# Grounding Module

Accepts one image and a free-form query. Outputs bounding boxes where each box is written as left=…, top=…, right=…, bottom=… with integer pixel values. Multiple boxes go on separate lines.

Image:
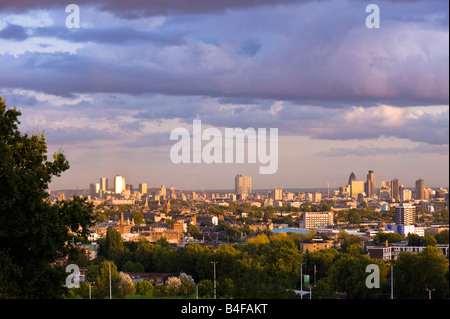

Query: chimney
left=121, top=212, right=124, bottom=225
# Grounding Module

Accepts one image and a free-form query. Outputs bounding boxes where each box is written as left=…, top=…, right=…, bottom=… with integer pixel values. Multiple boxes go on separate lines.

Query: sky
left=0, top=0, right=448, bottom=191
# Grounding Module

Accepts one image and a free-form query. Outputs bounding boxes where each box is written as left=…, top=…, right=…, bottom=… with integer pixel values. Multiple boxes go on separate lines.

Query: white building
left=114, top=175, right=125, bottom=194
left=302, top=212, right=334, bottom=229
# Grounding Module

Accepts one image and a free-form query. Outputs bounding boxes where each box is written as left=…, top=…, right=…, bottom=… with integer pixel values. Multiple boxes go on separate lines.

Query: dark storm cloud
left=0, top=0, right=306, bottom=17
left=0, top=24, right=28, bottom=41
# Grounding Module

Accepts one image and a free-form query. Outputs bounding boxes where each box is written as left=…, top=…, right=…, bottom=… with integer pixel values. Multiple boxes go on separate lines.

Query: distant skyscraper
left=350, top=180, right=365, bottom=199
left=159, top=185, right=167, bottom=199
left=235, top=175, right=252, bottom=195
left=139, top=183, right=148, bottom=194
left=391, top=178, right=400, bottom=201
left=365, top=170, right=375, bottom=198
left=114, top=175, right=125, bottom=194
left=100, top=177, right=108, bottom=192
left=272, top=188, right=283, bottom=200
left=348, top=172, right=356, bottom=186
left=415, top=179, right=425, bottom=200
left=90, top=183, right=100, bottom=197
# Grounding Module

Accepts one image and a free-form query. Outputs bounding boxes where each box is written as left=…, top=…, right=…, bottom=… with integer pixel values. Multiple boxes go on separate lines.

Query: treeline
left=68, top=229, right=449, bottom=299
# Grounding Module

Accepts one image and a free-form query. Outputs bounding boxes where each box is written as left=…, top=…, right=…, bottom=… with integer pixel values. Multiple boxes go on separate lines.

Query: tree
left=180, top=281, right=195, bottom=297
left=328, top=254, right=388, bottom=299
left=118, top=272, right=135, bottom=298
left=96, top=261, right=121, bottom=299
left=311, top=278, right=337, bottom=299
left=434, top=229, right=449, bottom=244
left=122, top=260, right=145, bottom=273
left=132, top=211, right=144, bottom=225
left=135, top=280, right=153, bottom=297
left=394, top=246, right=449, bottom=298
left=135, top=240, right=156, bottom=271
left=167, top=276, right=182, bottom=296
left=0, top=97, right=95, bottom=298
left=198, top=279, right=213, bottom=298
left=105, top=228, right=124, bottom=259
left=218, top=278, right=235, bottom=299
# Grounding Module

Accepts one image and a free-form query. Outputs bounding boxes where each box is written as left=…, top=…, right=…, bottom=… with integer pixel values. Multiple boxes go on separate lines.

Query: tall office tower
left=395, top=205, right=416, bottom=225
left=350, top=180, right=365, bottom=199
left=160, top=185, right=167, bottom=199
left=271, top=188, right=283, bottom=200
left=139, top=183, right=148, bottom=194
left=364, top=170, right=375, bottom=198
left=391, top=179, right=400, bottom=201
left=235, top=175, right=252, bottom=195
left=381, top=181, right=390, bottom=188
left=90, top=183, right=100, bottom=197
left=100, top=177, right=108, bottom=192
left=415, top=179, right=425, bottom=200
left=114, top=175, right=125, bottom=194
left=401, top=189, right=412, bottom=201
left=348, top=172, right=357, bottom=186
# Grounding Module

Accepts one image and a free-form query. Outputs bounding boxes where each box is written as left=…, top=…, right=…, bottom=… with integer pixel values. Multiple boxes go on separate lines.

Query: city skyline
left=0, top=0, right=448, bottom=191
left=83, top=170, right=444, bottom=194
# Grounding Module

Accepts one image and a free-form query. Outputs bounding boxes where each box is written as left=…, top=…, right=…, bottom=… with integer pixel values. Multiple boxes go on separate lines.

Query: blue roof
left=271, top=227, right=311, bottom=234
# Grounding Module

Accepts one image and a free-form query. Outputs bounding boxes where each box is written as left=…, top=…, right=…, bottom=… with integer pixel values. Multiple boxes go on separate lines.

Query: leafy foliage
left=0, top=97, right=94, bottom=298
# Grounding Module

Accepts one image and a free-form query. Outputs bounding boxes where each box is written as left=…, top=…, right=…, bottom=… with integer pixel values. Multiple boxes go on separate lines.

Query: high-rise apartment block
left=395, top=205, right=416, bottom=225
left=415, top=179, right=424, bottom=200
left=100, top=177, right=108, bottom=192
left=271, top=188, right=283, bottom=201
left=235, top=175, right=252, bottom=195
left=391, top=178, right=400, bottom=201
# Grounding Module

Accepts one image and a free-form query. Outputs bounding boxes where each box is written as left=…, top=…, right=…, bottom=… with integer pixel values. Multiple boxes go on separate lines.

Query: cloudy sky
left=0, top=0, right=448, bottom=191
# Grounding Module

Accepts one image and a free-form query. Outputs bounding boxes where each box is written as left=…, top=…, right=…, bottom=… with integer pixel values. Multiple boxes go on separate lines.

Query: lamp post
left=425, top=288, right=435, bottom=299
left=390, top=264, right=394, bottom=300
left=109, top=261, right=112, bottom=300
left=211, top=261, right=218, bottom=299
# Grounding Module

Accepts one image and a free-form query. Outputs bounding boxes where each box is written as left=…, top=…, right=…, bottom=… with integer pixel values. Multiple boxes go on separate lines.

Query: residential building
left=302, top=212, right=334, bottom=229
left=235, top=175, right=252, bottom=195
left=395, top=205, right=416, bottom=225
left=367, top=243, right=449, bottom=262
left=271, top=188, right=283, bottom=201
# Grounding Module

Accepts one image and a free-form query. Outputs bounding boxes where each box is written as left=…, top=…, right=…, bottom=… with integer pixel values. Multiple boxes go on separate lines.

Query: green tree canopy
left=0, top=97, right=94, bottom=298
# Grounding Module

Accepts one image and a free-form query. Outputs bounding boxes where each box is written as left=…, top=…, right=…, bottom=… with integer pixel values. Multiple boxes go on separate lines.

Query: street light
left=211, top=261, right=218, bottom=299
left=109, top=261, right=112, bottom=300
left=425, top=288, right=435, bottom=299
left=195, top=282, right=202, bottom=299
